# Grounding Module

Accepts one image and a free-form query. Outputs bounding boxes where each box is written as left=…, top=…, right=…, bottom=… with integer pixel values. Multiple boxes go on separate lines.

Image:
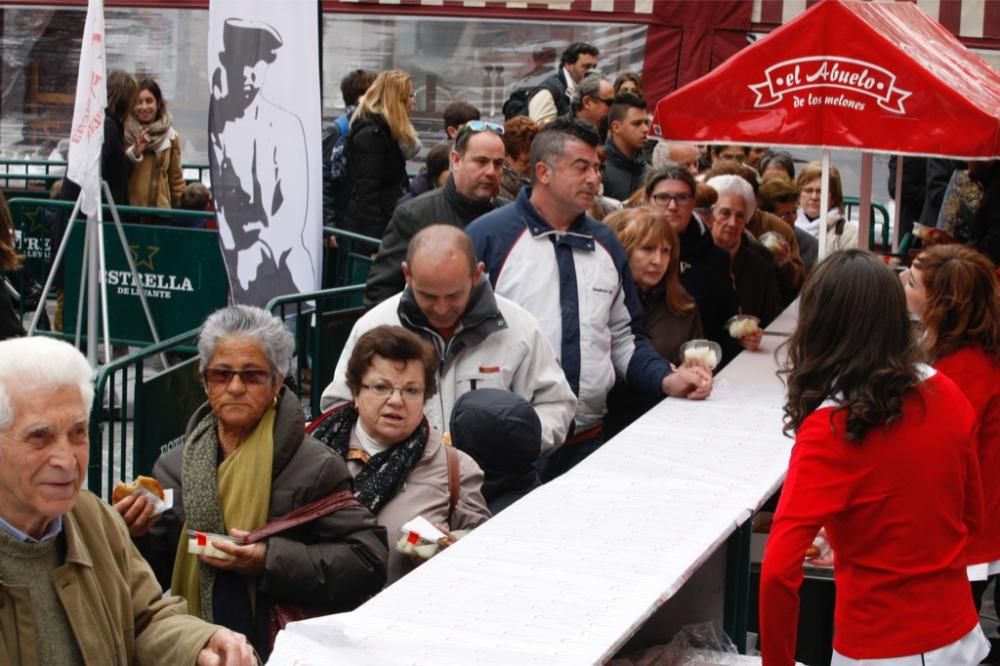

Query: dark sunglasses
left=203, top=367, right=273, bottom=386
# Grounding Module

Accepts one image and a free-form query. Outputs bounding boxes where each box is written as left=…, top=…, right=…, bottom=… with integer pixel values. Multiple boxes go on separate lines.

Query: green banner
left=12, top=201, right=52, bottom=284
left=64, top=222, right=228, bottom=345
left=133, top=356, right=203, bottom=477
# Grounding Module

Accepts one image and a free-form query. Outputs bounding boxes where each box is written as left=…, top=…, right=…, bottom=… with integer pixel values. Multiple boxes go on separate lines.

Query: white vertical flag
left=66, top=0, right=107, bottom=217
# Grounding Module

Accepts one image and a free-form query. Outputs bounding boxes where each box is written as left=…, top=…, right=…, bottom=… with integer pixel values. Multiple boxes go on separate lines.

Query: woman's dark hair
left=340, top=69, right=377, bottom=108
left=913, top=244, right=1000, bottom=361
left=780, top=249, right=924, bottom=442
left=135, top=77, right=166, bottom=121
left=346, top=325, right=438, bottom=399
left=644, top=165, right=696, bottom=199
left=613, top=72, right=644, bottom=98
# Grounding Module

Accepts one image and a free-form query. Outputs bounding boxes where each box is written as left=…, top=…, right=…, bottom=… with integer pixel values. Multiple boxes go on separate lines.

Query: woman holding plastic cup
left=310, top=324, right=490, bottom=584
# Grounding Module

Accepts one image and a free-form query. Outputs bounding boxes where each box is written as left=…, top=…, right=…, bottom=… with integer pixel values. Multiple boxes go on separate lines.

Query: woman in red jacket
left=760, top=249, right=988, bottom=666
left=903, top=244, right=1000, bottom=611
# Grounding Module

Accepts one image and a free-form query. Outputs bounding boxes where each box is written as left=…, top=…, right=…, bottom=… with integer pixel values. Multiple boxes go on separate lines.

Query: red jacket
left=935, top=346, right=1000, bottom=565
left=760, top=369, right=982, bottom=665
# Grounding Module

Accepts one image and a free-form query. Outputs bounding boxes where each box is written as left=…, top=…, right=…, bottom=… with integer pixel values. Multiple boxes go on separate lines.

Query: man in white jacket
left=320, top=225, right=576, bottom=456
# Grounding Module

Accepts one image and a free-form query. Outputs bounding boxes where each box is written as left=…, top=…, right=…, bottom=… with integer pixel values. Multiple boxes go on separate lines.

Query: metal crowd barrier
left=267, top=284, right=369, bottom=421
left=844, top=196, right=892, bottom=249
left=0, top=159, right=211, bottom=199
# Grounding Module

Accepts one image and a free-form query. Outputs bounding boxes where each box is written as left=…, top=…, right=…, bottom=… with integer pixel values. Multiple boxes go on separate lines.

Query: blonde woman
left=125, top=78, right=185, bottom=212
left=342, top=70, right=421, bottom=239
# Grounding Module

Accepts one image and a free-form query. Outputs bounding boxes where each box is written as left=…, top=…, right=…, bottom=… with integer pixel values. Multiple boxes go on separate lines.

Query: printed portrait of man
left=208, top=17, right=316, bottom=307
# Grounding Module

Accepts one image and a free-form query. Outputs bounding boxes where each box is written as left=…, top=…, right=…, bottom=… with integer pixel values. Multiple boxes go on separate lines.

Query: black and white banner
left=207, top=0, right=321, bottom=308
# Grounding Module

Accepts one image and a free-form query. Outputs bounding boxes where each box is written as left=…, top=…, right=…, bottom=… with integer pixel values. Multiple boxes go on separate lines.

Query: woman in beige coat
left=125, top=77, right=185, bottom=212
left=311, top=325, right=490, bottom=584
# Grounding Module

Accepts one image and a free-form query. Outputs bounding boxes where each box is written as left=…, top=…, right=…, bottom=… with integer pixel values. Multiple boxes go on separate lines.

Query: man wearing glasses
left=364, top=121, right=508, bottom=307
left=567, top=73, right=616, bottom=140
left=324, top=224, right=575, bottom=459
left=468, top=118, right=713, bottom=481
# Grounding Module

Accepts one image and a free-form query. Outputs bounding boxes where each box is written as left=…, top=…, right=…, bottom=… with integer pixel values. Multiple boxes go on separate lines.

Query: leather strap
left=244, top=488, right=359, bottom=544
left=445, top=444, right=460, bottom=521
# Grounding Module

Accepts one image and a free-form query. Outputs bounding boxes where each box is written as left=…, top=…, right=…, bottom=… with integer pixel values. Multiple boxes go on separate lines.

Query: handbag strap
left=445, top=444, right=460, bottom=521
left=244, top=488, right=359, bottom=544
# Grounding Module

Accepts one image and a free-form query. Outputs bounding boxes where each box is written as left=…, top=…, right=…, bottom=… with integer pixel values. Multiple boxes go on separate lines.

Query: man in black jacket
left=602, top=93, right=649, bottom=201
left=363, top=123, right=507, bottom=306
left=528, top=42, right=599, bottom=126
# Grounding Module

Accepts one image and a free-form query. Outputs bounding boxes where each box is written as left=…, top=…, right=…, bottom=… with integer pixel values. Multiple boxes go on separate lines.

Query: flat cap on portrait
left=219, top=18, right=283, bottom=65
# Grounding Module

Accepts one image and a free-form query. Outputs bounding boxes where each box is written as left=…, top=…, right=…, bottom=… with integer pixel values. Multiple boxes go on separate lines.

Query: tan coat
left=127, top=130, right=185, bottom=209
left=0, top=491, right=220, bottom=665
left=347, top=426, right=490, bottom=584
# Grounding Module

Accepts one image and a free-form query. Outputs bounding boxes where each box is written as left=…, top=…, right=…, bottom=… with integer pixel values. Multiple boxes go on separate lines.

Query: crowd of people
left=0, top=39, right=999, bottom=666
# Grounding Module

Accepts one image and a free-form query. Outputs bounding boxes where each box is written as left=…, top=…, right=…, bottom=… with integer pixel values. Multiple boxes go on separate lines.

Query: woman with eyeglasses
left=901, top=245, right=1000, bottom=616
left=310, top=325, right=490, bottom=584
left=117, top=305, right=388, bottom=658
left=341, top=69, right=422, bottom=239
left=794, top=162, right=859, bottom=252
left=644, top=166, right=742, bottom=365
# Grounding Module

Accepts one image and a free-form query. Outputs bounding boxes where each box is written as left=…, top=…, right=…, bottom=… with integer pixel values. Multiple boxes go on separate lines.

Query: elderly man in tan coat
left=0, top=336, right=255, bottom=665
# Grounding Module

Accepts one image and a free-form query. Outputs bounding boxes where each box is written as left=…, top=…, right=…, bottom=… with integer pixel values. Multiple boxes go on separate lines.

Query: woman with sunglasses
left=117, top=305, right=388, bottom=658
left=644, top=166, right=742, bottom=366
left=341, top=69, right=421, bottom=239
left=902, top=244, right=1000, bottom=615
left=310, top=325, right=490, bottom=584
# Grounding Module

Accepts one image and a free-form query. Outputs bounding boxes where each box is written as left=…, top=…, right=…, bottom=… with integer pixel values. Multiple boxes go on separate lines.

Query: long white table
left=268, top=303, right=800, bottom=665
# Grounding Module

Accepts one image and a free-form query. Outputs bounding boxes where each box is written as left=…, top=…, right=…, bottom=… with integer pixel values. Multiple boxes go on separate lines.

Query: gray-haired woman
left=119, top=305, right=388, bottom=658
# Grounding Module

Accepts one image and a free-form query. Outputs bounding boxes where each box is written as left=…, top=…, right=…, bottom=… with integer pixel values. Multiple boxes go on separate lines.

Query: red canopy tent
left=650, top=0, right=1000, bottom=254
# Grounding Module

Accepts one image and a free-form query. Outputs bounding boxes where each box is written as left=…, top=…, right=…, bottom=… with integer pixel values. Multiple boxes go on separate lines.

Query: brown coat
left=127, top=131, right=185, bottom=209
left=347, top=426, right=490, bottom=584
left=0, top=491, right=220, bottom=665
left=747, top=209, right=805, bottom=305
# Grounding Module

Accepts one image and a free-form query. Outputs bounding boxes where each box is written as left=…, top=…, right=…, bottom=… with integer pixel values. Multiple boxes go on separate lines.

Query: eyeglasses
left=203, top=367, right=273, bottom=386
left=801, top=187, right=823, bottom=197
left=650, top=192, right=693, bottom=206
left=361, top=383, right=425, bottom=401
left=595, top=96, right=615, bottom=106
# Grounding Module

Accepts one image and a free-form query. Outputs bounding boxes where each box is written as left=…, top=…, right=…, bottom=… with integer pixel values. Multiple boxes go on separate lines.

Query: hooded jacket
left=363, top=176, right=506, bottom=307
left=139, top=390, right=388, bottom=657
left=322, top=279, right=575, bottom=456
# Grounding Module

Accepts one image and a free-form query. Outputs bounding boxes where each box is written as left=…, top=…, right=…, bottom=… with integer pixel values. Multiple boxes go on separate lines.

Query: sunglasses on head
left=203, top=367, right=273, bottom=386
left=457, top=120, right=505, bottom=140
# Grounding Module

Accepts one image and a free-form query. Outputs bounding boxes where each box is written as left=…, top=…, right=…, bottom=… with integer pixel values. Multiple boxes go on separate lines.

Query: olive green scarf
left=171, top=408, right=275, bottom=621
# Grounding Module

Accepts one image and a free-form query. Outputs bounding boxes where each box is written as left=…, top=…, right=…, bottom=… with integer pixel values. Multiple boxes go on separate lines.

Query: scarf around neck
left=124, top=110, right=174, bottom=154
left=171, top=408, right=275, bottom=622
left=311, top=404, right=428, bottom=514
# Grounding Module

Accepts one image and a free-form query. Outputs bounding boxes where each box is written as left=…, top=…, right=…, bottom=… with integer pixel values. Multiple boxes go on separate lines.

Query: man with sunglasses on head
left=364, top=120, right=508, bottom=307
left=467, top=118, right=713, bottom=481
left=323, top=224, right=576, bottom=459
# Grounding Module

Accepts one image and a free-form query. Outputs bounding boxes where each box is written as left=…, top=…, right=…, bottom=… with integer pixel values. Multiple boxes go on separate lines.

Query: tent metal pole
left=893, top=155, right=904, bottom=251
left=859, top=152, right=873, bottom=251
left=819, top=149, right=830, bottom=259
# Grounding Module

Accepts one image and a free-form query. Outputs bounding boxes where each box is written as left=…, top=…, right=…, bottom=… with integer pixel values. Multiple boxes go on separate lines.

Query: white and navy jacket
left=467, top=188, right=671, bottom=431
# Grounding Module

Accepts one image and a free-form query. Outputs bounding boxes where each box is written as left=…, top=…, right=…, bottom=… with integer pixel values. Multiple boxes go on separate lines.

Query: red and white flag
left=66, top=0, right=107, bottom=216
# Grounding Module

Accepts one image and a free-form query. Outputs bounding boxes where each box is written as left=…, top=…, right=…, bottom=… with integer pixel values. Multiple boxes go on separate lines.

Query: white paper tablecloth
left=267, top=303, right=800, bottom=665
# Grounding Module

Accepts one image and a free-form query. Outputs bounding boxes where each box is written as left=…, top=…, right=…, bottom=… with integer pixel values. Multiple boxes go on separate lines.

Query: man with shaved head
left=321, top=225, right=575, bottom=456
